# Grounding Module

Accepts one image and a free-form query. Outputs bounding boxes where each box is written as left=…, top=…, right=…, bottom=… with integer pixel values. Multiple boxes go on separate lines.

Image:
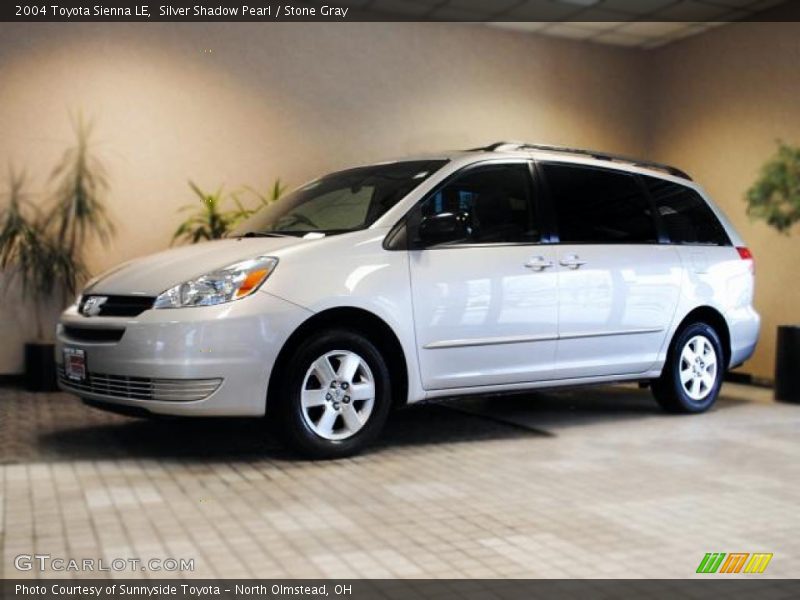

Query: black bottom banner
left=3, top=579, right=800, bottom=600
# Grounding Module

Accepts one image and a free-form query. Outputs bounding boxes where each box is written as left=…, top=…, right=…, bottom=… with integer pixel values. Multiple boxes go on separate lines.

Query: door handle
left=524, top=256, right=554, bottom=271
left=559, top=254, right=587, bottom=269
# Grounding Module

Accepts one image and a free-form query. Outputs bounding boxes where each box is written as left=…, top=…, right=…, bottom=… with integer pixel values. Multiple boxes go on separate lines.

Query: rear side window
left=541, top=163, right=657, bottom=244
left=643, top=177, right=730, bottom=246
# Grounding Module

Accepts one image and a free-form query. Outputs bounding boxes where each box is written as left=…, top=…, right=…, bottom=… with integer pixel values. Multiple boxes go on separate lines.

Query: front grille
left=58, top=367, right=222, bottom=402
left=63, top=326, right=125, bottom=343
left=79, top=295, right=155, bottom=317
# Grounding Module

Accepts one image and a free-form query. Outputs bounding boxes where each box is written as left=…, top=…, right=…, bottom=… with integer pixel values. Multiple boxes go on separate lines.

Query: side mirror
left=418, top=212, right=469, bottom=247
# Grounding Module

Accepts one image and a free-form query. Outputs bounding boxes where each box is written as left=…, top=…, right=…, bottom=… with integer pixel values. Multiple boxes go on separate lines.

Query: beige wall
left=647, top=18, right=800, bottom=379
left=1, top=19, right=797, bottom=380
left=0, top=22, right=649, bottom=373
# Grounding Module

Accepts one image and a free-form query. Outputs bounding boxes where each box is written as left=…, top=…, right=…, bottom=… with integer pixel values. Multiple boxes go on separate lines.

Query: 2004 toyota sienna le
left=56, top=142, right=760, bottom=458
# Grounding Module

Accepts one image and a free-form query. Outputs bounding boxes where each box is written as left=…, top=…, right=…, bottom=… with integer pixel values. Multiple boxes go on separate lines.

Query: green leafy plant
left=746, top=142, right=800, bottom=233
left=51, top=113, right=115, bottom=255
left=172, top=183, right=232, bottom=244
left=241, top=180, right=288, bottom=211
left=0, top=168, right=87, bottom=340
left=0, top=114, right=113, bottom=341
left=172, top=179, right=286, bottom=245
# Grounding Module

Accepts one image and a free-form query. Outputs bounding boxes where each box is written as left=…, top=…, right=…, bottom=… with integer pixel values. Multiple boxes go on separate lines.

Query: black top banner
left=3, top=0, right=799, bottom=23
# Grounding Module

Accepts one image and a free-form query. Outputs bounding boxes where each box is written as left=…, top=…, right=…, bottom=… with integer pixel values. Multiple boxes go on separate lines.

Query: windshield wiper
left=239, top=231, right=296, bottom=238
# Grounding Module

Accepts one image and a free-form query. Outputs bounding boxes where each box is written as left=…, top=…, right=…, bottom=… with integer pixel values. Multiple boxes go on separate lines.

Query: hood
left=86, top=237, right=307, bottom=296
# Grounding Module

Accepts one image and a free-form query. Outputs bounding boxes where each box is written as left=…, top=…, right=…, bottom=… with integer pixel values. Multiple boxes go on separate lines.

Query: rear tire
left=275, top=329, right=391, bottom=459
left=652, top=322, right=724, bottom=414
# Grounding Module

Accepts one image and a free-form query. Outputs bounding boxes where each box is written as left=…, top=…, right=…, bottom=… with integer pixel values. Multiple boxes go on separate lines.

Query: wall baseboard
left=0, top=373, right=25, bottom=387
left=724, top=371, right=773, bottom=388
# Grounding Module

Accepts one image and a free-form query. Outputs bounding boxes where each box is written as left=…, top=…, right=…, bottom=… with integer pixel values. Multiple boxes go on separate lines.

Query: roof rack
left=469, top=141, right=692, bottom=180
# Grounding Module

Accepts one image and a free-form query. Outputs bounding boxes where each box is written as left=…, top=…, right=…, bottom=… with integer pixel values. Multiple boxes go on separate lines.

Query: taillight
left=737, top=246, right=754, bottom=273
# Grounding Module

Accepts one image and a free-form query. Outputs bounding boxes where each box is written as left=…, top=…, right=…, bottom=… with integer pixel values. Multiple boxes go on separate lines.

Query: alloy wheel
left=300, top=350, right=376, bottom=441
left=679, top=334, right=718, bottom=401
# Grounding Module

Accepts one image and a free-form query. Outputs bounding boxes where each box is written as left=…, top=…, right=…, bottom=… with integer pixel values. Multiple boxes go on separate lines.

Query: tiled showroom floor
left=0, top=383, right=797, bottom=579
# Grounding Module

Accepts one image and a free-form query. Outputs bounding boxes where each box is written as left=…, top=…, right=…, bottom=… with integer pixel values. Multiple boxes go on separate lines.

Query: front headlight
left=153, top=256, right=278, bottom=309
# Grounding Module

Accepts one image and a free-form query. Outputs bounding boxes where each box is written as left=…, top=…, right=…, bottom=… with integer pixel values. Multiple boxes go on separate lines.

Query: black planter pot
left=775, top=325, right=800, bottom=403
left=24, top=342, right=58, bottom=392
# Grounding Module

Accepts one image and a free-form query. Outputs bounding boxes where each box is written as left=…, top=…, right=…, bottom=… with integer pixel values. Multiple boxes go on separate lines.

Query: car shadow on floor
left=25, top=385, right=747, bottom=463
left=34, top=402, right=533, bottom=463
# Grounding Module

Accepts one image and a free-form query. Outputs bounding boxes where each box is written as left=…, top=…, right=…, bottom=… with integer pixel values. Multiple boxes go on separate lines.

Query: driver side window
left=417, top=163, right=538, bottom=245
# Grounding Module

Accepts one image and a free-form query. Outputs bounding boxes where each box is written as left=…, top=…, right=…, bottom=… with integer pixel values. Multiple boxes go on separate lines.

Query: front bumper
left=56, top=291, right=311, bottom=416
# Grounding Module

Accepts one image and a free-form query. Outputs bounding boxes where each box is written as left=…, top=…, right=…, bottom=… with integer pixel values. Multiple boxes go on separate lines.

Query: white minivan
left=57, top=143, right=760, bottom=457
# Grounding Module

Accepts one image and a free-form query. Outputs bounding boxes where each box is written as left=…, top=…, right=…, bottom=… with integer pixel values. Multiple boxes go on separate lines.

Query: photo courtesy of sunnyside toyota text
left=1, top=1, right=799, bottom=598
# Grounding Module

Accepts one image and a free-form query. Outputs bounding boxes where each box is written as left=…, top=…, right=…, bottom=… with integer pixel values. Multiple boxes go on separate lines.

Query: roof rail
left=469, top=141, right=692, bottom=180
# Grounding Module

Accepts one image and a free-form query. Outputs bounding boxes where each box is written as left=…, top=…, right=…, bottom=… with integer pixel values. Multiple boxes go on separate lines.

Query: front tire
left=652, top=322, right=724, bottom=414
left=276, top=329, right=391, bottom=458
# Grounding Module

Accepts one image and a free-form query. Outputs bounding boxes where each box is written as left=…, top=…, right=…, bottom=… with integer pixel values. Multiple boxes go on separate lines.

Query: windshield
left=234, top=160, right=448, bottom=237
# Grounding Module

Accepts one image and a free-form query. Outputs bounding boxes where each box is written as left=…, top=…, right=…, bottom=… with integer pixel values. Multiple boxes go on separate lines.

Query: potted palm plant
left=745, top=142, right=800, bottom=402
left=0, top=114, right=114, bottom=391
left=172, top=179, right=285, bottom=244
